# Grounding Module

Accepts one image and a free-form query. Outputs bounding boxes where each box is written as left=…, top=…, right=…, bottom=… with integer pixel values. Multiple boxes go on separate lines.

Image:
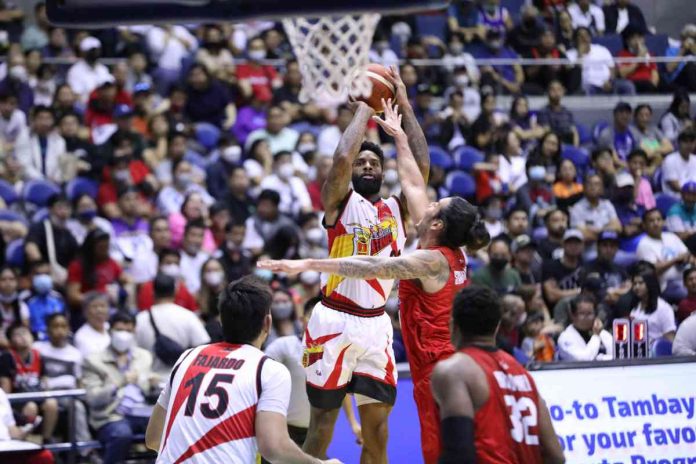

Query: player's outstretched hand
left=257, top=259, right=308, bottom=276
left=372, top=98, right=404, bottom=137
left=386, top=65, right=408, bottom=105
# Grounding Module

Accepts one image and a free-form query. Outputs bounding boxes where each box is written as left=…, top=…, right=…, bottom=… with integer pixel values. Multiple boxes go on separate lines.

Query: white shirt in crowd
left=74, top=323, right=111, bottom=359
left=260, top=174, right=312, bottom=217
left=66, top=60, right=113, bottom=102
left=660, top=151, right=696, bottom=198
left=156, top=184, right=214, bottom=216
left=156, top=343, right=290, bottom=463
left=0, top=388, right=17, bottom=442
left=245, top=128, right=299, bottom=155
left=498, top=155, right=528, bottom=192
left=136, top=302, right=211, bottom=375
left=317, top=125, right=342, bottom=157
left=557, top=324, right=614, bottom=361
left=567, top=3, right=605, bottom=34
left=146, top=26, right=198, bottom=71
left=264, top=335, right=310, bottom=428
left=566, top=44, right=615, bottom=89
left=0, top=108, right=27, bottom=144
left=33, top=340, right=83, bottom=390
left=636, top=232, right=688, bottom=290
left=14, top=130, right=67, bottom=184
left=673, top=313, right=696, bottom=356
left=630, top=297, right=677, bottom=347
left=179, top=250, right=210, bottom=294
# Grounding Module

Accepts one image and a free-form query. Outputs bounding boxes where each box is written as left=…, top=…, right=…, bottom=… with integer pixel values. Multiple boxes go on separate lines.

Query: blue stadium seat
left=561, top=145, right=590, bottom=178
left=22, top=180, right=60, bottom=208
left=653, top=339, right=672, bottom=357
left=0, top=180, right=18, bottom=206
left=452, top=145, right=484, bottom=172
left=615, top=250, right=638, bottom=268
left=645, top=34, right=669, bottom=57
left=195, top=123, right=221, bottom=152
left=65, top=177, right=99, bottom=201
left=32, top=208, right=50, bottom=223
left=592, top=120, right=609, bottom=145
left=0, top=210, right=28, bottom=226
left=651, top=167, right=662, bottom=193
left=445, top=171, right=476, bottom=198
left=513, top=347, right=530, bottom=366
left=502, top=0, right=526, bottom=21
left=415, top=13, right=448, bottom=42
left=532, top=227, right=548, bottom=241
left=429, top=145, right=454, bottom=170
left=575, top=123, right=592, bottom=146
left=289, top=121, right=322, bottom=139
left=5, top=239, right=24, bottom=268
left=592, top=34, right=622, bottom=55
left=655, top=193, right=678, bottom=218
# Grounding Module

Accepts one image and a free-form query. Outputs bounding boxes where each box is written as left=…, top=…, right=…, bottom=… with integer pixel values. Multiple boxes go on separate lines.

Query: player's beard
left=352, top=173, right=382, bottom=197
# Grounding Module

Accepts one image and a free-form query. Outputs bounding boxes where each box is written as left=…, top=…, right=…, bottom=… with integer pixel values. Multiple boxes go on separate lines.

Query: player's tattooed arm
left=322, top=102, right=375, bottom=226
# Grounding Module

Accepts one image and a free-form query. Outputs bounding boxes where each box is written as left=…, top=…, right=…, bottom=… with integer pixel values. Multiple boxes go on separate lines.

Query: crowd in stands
left=0, top=0, right=695, bottom=461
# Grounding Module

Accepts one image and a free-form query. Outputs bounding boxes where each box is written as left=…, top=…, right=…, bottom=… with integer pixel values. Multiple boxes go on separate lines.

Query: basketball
left=353, top=63, right=396, bottom=113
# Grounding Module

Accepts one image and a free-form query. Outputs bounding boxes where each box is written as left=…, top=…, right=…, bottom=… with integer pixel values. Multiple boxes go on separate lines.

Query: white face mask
left=305, top=227, right=324, bottom=244
left=455, top=74, right=469, bottom=88
left=271, top=302, right=294, bottom=320
left=111, top=330, right=134, bottom=353
left=160, top=264, right=180, bottom=279
left=299, top=270, right=320, bottom=286
left=204, top=270, right=225, bottom=287
left=9, top=65, right=27, bottom=82
left=248, top=50, right=266, bottom=61
left=221, top=146, right=241, bottom=164
left=384, top=169, right=398, bottom=185
left=277, top=163, right=295, bottom=180
left=297, top=143, right=316, bottom=154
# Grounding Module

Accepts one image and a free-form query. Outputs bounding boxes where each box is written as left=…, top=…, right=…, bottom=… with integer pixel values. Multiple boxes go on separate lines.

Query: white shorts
left=303, top=302, right=398, bottom=409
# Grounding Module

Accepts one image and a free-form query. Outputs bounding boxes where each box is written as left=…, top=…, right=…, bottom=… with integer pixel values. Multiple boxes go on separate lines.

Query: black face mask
left=523, top=17, right=537, bottom=28
left=614, top=190, right=633, bottom=204
left=352, top=173, right=382, bottom=196
left=489, top=257, right=508, bottom=272
left=205, top=41, right=224, bottom=50
left=85, top=49, right=100, bottom=63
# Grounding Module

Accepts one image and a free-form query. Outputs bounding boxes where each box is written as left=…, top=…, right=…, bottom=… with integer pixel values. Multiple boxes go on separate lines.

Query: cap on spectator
left=511, top=234, right=535, bottom=253
left=47, top=192, right=69, bottom=208
left=79, top=36, right=102, bottom=52
left=615, top=171, right=635, bottom=188
left=97, top=74, right=115, bottom=88
left=113, top=104, right=134, bottom=119
left=682, top=181, right=696, bottom=194
left=614, top=102, right=632, bottom=114
left=678, top=130, right=696, bottom=142
left=563, top=229, right=584, bottom=242
left=598, top=230, right=619, bottom=243
left=681, top=23, right=696, bottom=39
left=133, top=82, right=152, bottom=95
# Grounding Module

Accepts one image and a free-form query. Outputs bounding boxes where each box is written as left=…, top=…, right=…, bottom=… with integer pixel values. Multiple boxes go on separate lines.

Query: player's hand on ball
left=372, top=98, right=404, bottom=137
left=387, top=65, right=408, bottom=103
left=256, top=259, right=307, bottom=276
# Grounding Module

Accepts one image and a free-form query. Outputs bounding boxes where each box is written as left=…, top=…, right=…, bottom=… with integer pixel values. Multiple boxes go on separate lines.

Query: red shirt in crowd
left=236, top=64, right=278, bottom=99
left=677, top=295, right=696, bottom=323
left=67, top=258, right=122, bottom=293
left=137, top=281, right=199, bottom=312
left=617, top=50, right=657, bottom=82
left=96, top=161, right=152, bottom=208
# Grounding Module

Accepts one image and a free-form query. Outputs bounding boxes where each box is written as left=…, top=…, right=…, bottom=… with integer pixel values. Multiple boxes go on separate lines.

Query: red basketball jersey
left=460, top=346, right=544, bottom=464
left=399, top=246, right=468, bottom=377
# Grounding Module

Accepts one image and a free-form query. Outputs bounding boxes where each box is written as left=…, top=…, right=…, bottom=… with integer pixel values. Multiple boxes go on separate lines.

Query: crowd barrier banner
left=530, top=359, right=696, bottom=464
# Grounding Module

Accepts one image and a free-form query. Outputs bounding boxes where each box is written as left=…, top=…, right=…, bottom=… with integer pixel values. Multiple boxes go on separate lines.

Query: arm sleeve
left=661, top=157, right=678, bottom=182
left=558, top=331, right=601, bottom=361
left=635, top=240, right=658, bottom=263
left=658, top=302, right=677, bottom=335
left=257, top=359, right=291, bottom=415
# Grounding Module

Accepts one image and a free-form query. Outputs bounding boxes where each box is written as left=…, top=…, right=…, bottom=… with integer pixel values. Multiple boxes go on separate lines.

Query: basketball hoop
left=282, top=14, right=381, bottom=103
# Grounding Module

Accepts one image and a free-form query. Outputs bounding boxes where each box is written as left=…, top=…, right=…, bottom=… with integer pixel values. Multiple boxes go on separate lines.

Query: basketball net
left=282, top=14, right=380, bottom=103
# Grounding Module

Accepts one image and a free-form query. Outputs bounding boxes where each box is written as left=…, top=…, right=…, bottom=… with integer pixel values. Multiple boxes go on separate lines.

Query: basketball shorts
left=303, top=302, right=397, bottom=409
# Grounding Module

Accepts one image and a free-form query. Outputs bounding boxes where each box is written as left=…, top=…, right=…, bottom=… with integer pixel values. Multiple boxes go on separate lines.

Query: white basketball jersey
left=156, top=343, right=290, bottom=464
left=322, top=191, right=407, bottom=312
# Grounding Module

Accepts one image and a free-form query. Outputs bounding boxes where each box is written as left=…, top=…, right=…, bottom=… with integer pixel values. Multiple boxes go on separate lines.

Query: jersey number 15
left=184, top=373, right=235, bottom=419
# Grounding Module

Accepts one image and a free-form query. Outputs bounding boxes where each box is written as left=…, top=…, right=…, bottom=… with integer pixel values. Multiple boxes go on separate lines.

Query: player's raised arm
left=322, top=102, right=375, bottom=226
left=387, top=65, right=430, bottom=183
left=258, top=250, right=449, bottom=284
left=373, top=99, right=429, bottom=225
left=431, top=355, right=476, bottom=464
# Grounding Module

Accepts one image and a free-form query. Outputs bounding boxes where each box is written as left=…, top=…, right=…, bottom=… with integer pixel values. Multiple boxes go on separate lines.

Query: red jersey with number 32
left=461, top=346, right=543, bottom=464
left=156, top=343, right=290, bottom=464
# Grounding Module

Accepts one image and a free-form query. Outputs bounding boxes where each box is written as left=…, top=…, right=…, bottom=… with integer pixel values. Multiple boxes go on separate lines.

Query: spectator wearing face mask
left=557, top=294, right=613, bottom=361
left=66, top=36, right=113, bottom=103
left=74, top=292, right=111, bottom=359
left=135, top=274, right=210, bottom=376
left=83, top=311, right=158, bottom=464
left=236, top=37, right=282, bottom=101
left=479, top=195, right=505, bottom=238
left=196, top=258, right=226, bottom=320
left=260, top=150, right=312, bottom=218
left=472, top=238, right=522, bottom=295
left=617, top=27, right=659, bottom=94
left=518, top=161, right=555, bottom=224
left=65, top=193, right=115, bottom=246
left=265, top=288, right=302, bottom=347
left=156, top=159, right=214, bottom=216
left=495, top=294, right=526, bottom=353
left=206, top=137, right=244, bottom=199
left=507, top=5, right=546, bottom=57
left=137, top=248, right=198, bottom=312
left=22, top=262, right=65, bottom=341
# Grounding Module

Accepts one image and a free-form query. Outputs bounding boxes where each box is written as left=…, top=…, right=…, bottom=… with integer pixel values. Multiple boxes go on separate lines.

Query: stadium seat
left=22, top=179, right=60, bottom=209
left=655, top=193, right=678, bottom=217
left=592, top=34, right=622, bottom=55
left=452, top=145, right=484, bottom=172
left=0, top=179, right=19, bottom=205
left=645, top=34, right=669, bottom=57
left=65, top=177, right=99, bottom=201
left=532, top=227, right=548, bottom=241
left=0, top=210, right=28, bottom=226
left=512, top=347, right=530, bottom=366
left=615, top=250, right=638, bottom=268
left=32, top=208, right=50, bottom=223
left=289, top=121, right=322, bottom=139
left=5, top=239, right=24, bottom=268
left=561, top=146, right=590, bottom=178
left=592, top=120, right=609, bottom=145
left=444, top=171, right=476, bottom=198
left=653, top=339, right=673, bottom=357
left=195, top=123, right=221, bottom=152
left=502, top=0, right=526, bottom=21
left=429, top=145, right=454, bottom=170
left=651, top=167, right=663, bottom=193
left=415, top=13, right=448, bottom=42
left=575, top=123, right=592, bottom=146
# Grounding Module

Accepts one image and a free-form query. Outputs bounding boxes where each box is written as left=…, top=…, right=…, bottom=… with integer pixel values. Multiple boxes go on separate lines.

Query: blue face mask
left=529, top=166, right=546, bottom=181
left=78, top=210, right=98, bottom=221
left=254, top=268, right=274, bottom=282
left=33, top=274, right=53, bottom=294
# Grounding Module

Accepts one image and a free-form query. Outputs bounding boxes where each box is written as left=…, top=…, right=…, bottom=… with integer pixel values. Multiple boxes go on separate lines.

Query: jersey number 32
left=504, top=395, right=539, bottom=445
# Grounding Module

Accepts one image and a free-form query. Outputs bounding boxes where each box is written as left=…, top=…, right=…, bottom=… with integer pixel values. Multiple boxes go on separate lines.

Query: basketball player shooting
left=431, top=285, right=565, bottom=464
left=260, top=97, right=490, bottom=463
